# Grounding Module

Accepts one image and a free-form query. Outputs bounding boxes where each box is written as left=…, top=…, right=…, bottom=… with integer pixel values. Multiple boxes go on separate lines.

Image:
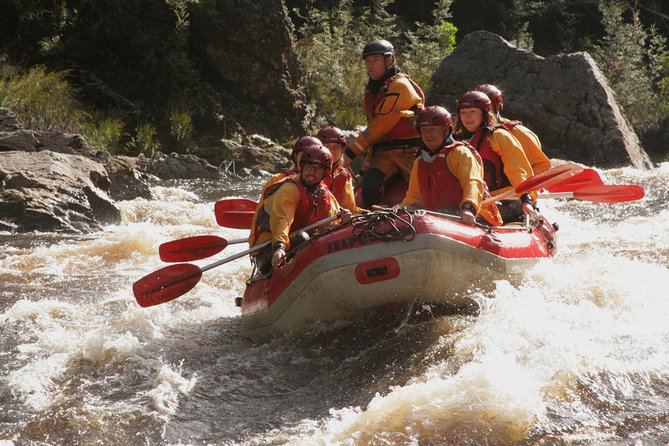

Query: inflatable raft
left=240, top=209, right=557, bottom=340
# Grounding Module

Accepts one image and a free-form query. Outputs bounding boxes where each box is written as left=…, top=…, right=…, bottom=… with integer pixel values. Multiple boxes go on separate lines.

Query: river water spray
left=2, top=165, right=669, bottom=445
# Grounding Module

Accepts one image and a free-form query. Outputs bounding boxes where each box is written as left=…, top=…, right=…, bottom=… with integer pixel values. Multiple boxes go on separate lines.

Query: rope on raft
left=349, top=209, right=416, bottom=242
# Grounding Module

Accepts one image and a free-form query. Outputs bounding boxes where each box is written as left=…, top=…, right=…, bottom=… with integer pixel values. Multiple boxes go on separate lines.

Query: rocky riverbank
left=0, top=108, right=290, bottom=233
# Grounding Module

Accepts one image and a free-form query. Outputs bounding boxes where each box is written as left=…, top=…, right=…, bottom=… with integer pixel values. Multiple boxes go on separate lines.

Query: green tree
left=0, top=64, right=83, bottom=132
left=295, top=0, right=377, bottom=128
left=295, top=0, right=457, bottom=128
left=592, top=0, right=667, bottom=132
left=401, top=0, right=457, bottom=91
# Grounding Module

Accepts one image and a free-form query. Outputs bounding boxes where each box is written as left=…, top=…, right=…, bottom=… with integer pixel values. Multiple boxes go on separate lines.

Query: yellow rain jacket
left=471, top=127, right=536, bottom=200
left=250, top=174, right=341, bottom=250
left=248, top=170, right=295, bottom=247
left=502, top=119, right=551, bottom=175
left=401, top=143, right=503, bottom=226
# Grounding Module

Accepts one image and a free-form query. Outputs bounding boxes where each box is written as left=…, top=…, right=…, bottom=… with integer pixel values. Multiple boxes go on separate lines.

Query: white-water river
left=1, top=164, right=669, bottom=445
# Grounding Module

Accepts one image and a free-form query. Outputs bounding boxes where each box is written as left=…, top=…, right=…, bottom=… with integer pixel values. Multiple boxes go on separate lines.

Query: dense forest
left=2, top=0, right=669, bottom=163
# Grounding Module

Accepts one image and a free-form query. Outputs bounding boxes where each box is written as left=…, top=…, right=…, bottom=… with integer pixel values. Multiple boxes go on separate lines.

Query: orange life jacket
left=469, top=125, right=511, bottom=191
left=364, top=72, right=425, bottom=142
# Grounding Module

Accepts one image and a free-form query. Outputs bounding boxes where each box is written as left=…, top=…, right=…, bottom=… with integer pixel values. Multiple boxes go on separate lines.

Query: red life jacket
left=323, top=165, right=351, bottom=205
left=416, top=141, right=467, bottom=211
left=364, top=72, right=425, bottom=142
left=499, top=119, right=521, bottom=132
left=469, top=125, right=511, bottom=192
left=254, top=176, right=334, bottom=237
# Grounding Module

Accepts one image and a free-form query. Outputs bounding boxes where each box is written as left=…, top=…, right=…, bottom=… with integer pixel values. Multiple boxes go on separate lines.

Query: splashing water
left=2, top=167, right=669, bottom=445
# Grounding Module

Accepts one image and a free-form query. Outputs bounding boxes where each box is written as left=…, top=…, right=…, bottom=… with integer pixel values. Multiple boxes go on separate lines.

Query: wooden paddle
left=133, top=214, right=340, bottom=307
left=540, top=184, right=644, bottom=203
left=481, top=163, right=585, bottom=206
left=214, top=198, right=258, bottom=229
left=159, top=235, right=248, bottom=262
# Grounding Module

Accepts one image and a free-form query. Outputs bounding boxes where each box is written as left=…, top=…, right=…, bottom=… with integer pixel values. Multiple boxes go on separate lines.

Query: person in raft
left=249, top=144, right=349, bottom=275
left=248, top=135, right=324, bottom=250
left=453, top=90, right=536, bottom=223
left=341, top=39, right=425, bottom=208
left=475, top=83, right=551, bottom=175
left=316, top=125, right=366, bottom=214
left=399, top=105, right=503, bottom=226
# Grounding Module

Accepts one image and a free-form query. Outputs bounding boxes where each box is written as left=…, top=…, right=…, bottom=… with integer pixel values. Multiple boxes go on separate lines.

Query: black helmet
left=362, top=39, right=394, bottom=60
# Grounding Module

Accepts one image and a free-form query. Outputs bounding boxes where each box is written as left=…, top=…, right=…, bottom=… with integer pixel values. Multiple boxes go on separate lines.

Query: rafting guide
left=342, top=39, right=425, bottom=208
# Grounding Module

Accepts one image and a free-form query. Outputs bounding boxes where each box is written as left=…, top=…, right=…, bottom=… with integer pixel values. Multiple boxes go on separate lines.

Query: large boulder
left=428, top=31, right=653, bottom=169
left=190, top=0, right=310, bottom=140
left=0, top=151, right=122, bottom=233
left=0, top=129, right=101, bottom=158
left=224, top=134, right=292, bottom=173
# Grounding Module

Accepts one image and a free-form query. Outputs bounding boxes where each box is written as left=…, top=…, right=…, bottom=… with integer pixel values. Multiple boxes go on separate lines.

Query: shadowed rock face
left=428, top=31, right=653, bottom=169
left=189, top=0, right=310, bottom=140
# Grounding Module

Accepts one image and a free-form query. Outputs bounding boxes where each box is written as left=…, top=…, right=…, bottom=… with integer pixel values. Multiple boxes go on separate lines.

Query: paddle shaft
left=201, top=243, right=267, bottom=273
left=493, top=185, right=644, bottom=203
left=480, top=164, right=584, bottom=206
left=492, top=192, right=575, bottom=201
left=202, top=214, right=339, bottom=273
left=539, top=192, right=575, bottom=199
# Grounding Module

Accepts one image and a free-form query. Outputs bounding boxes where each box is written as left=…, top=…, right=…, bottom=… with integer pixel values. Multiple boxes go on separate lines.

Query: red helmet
left=316, top=126, right=347, bottom=146
left=416, top=106, right=453, bottom=132
left=475, top=84, right=503, bottom=112
left=292, top=136, right=322, bottom=158
left=456, top=90, right=492, bottom=112
left=300, top=144, right=332, bottom=172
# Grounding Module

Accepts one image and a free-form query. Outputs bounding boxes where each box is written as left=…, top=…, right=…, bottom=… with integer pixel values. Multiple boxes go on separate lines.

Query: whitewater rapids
left=2, top=165, right=669, bottom=445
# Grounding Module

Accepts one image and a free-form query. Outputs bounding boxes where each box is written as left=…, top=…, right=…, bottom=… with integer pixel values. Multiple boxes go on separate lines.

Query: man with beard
left=250, top=144, right=348, bottom=274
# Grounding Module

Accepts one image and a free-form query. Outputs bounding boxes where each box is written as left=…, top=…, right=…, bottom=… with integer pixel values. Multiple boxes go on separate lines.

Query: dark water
left=2, top=165, right=669, bottom=445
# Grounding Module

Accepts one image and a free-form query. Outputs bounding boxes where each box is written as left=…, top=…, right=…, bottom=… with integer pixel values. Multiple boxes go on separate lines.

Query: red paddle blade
left=216, top=210, right=255, bottom=229
left=573, top=184, right=645, bottom=203
left=159, top=235, right=229, bottom=262
left=133, top=264, right=202, bottom=307
left=516, top=163, right=584, bottom=195
left=214, top=198, right=258, bottom=229
left=545, top=168, right=603, bottom=193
